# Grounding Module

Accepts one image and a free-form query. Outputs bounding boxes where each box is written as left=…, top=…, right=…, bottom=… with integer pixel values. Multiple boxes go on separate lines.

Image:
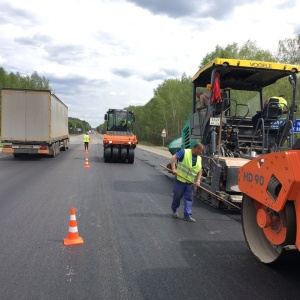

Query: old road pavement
left=1, top=134, right=300, bottom=300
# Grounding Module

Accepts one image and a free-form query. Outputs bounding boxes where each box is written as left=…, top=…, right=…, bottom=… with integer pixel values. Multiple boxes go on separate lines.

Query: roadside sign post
left=161, top=129, right=167, bottom=147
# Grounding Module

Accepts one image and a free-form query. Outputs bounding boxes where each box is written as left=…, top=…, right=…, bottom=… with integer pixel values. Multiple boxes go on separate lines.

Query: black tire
left=242, top=195, right=296, bottom=264
left=128, top=148, right=134, bottom=164
left=61, top=140, right=66, bottom=151
left=104, top=147, right=111, bottom=163
left=120, top=148, right=127, bottom=163
left=112, top=147, right=119, bottom=162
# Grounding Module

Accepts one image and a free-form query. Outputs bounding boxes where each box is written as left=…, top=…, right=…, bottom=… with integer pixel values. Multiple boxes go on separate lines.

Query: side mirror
left=104, top=114, right=107, bottom=121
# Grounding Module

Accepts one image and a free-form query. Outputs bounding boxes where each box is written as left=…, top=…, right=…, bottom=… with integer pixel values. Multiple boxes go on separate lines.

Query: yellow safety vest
left=83, top=135, right=90, bottom=143
left=177, top=149, right=202, bottom=183
left=271, top=96, right=287, bottom=109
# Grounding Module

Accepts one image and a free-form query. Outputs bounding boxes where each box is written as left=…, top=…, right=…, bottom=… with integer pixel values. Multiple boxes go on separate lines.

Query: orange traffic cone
left=85, top=148, right=88, bottom=154
left=64, top=208, right=84, bottom=246
left=84, top=157, right=90, bottom=168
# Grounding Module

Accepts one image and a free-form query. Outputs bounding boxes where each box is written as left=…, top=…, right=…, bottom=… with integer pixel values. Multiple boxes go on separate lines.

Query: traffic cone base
left=64, top=236, right=84, bottom=246
left=64, top=208, right=84, bottom=246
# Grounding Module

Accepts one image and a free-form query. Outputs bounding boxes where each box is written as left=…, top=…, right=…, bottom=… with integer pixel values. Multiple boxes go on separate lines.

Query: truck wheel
left=56, top=142, right=60, bottom=156
left=104, top=147, right=111, bottom=162
left=112, top=147, right=119, bottom=162
left=50, top=144, right=56, bottom=158
left=128, top=148, right=134, bottom=164
left=120, top=148, right=127, bottom=163
left=61, top=140, right=66, bottom=151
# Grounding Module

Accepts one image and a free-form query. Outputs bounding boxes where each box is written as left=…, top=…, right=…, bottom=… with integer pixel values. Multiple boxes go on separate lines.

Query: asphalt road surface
left=1, top=134, right=300, bottom=300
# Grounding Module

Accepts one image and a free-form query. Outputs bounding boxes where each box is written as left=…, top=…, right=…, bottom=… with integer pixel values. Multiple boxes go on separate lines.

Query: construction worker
left=195, top=90, right=210, bottom=110
left=252, top=95, right=288, bottom=130
left=170, top=143, right=204, bottom=222
left=83, top=132, right=90, bottom=151
left=195, top=90, right=211, bottom=125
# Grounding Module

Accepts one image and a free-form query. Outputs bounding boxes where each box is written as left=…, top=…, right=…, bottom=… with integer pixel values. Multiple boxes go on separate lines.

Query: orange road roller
left=238, top=150, right=300, bottom=263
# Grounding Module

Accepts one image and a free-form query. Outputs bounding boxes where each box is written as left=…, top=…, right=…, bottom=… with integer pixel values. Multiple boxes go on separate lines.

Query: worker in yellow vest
left=252, top=95, right=288, bottom=129
left=83, top=132, right=90, bottom=151
left=170, top=143, right=204, bottom=222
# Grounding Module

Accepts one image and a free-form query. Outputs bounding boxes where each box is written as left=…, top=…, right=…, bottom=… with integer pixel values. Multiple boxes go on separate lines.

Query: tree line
left=68, top=117, right=91, bottom=134
left=115, top=36, right=300, bottom=146
left=1, top=35, right=299, bottom=144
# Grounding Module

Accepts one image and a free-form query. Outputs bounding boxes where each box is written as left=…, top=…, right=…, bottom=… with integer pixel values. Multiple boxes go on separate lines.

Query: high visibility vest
left=83, top=135, right=90, bottom=142
left=176, top=149, right=202, bottom=183
left=270, top=96, right=287, bottom=109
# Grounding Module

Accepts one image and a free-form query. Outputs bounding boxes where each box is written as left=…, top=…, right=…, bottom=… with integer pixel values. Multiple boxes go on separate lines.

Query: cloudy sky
left=1, top=0, right=300, bottom=127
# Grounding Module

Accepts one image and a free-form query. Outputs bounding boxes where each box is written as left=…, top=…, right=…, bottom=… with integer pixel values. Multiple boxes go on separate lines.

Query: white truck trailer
left=1, top=88, right=69, bottom=158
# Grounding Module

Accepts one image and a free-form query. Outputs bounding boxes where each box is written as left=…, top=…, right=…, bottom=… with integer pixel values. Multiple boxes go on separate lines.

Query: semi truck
left=1, top=88, right=69, bottom=158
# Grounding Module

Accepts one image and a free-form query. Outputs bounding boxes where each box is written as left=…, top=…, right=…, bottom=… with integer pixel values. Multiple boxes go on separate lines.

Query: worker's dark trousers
left=84, top=142, right=89, bottom=150
left=171, top=179, right=194, bottom=217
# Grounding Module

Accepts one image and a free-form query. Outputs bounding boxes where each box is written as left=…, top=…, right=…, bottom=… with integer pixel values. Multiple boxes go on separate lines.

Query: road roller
left=103, top=109, right=138, bottom=163
left=239, top=148, right=300, bottom=263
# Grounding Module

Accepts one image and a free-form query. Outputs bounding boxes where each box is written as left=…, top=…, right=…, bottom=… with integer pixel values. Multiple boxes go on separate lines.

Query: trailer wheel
left=112, top=147, right=119, bottom=162
left=120, top=148, right=127, bottom=163
left=104, top=147, right=111, bottom=163
left=128, top=148, right=134, bottom=164
left=242, top=195, right=296, bottom=264
left=50, top=144, right=56, bottom=158
left=56, top=142, right=60, bottom=156
left=61, top=140, right=66, bottom=151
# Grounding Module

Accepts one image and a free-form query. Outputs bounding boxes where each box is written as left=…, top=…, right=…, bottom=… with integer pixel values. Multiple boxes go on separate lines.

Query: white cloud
left=0, top=0, right=299, bottom=127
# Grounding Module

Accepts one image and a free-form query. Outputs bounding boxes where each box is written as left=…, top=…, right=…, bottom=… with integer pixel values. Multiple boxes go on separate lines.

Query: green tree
left=124, top=74, right=192, bottom=145
left=276, top=34, right=300, bottom=65
left=68, top=117, right=91, bottom=134
left=30, top=71, right=50, bottom=89
left=95, top=37, right=300, bottom=145
left=201, top=40, right=274, bottom=66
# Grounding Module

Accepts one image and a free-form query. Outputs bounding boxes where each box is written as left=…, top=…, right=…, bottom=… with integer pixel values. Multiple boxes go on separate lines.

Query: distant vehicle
left=1, top=88, right=69, bottom=158
left=103, top=109, right=138, bottom=163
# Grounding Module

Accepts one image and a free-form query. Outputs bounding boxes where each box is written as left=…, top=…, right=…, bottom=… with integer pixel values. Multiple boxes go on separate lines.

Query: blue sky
left=1, top=0, right=299, bottom=127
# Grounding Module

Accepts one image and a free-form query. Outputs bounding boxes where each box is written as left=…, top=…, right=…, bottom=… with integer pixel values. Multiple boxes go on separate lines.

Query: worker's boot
left=184, top=216, right=196, bottom=223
